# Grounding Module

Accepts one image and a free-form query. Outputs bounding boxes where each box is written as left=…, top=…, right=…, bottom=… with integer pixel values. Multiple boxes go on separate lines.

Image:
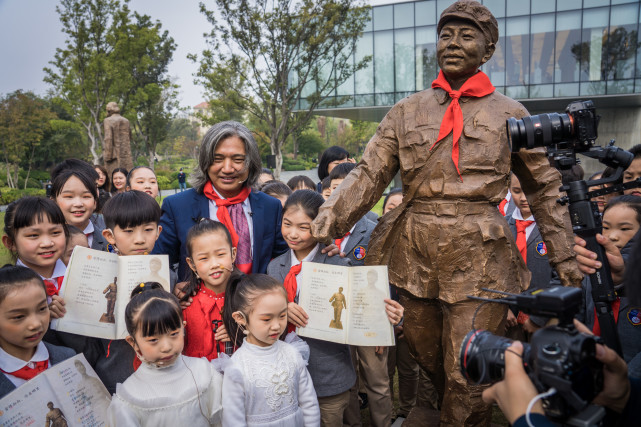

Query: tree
left=192, top=0, right=371, bottom=179
left=44, top=0, right=125, bottom=164
left=44, top=1, right=178, bottom=168
left=297, top=128, right=325, bottom=161
left=0, top=91, right=56, bottom=189
left=160, top=118, right=200, bottom=159
left=113, top=12, right=178, bottom=168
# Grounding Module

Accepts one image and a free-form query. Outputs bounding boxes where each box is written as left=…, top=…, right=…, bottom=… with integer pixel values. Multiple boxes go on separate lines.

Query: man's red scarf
left=431, top=70, right=495, bottom=179
left=203, top=182, right=252, bottom=273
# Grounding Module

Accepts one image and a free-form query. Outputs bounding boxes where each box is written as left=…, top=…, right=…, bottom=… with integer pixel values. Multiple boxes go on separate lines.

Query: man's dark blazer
left=153, top=188, right=288, bottom=280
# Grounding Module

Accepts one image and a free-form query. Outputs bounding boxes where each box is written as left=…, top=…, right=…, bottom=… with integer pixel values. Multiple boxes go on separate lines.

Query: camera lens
left=507, top=113, right=574, bottom=152
left=460, top=329, right=527, bottom=384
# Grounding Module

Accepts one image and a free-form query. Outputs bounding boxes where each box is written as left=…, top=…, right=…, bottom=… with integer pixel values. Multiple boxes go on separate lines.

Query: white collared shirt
left=16, top=259, right=67, bottom=303
left=83, top=221, right=95, bottom=248
left=339, top=224, right=357, bottom=253
left=290, top=243, right=320, bottom=299
left=0, top=342, right=49, bottom=387
left=208, top=187, right=254, bottom=257
left=512, top=208, right=536, bottom=242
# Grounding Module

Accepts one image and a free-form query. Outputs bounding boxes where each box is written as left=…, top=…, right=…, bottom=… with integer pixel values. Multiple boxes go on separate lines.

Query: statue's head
left=106, top=102, right=120, bottom=115
left=436, top=1, right=498, bottom=81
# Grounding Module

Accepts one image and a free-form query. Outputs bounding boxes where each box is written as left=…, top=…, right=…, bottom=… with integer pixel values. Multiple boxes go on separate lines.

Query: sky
left=0, top=0, right=404, bottom=109
left=0, top=0, right=212, bottom=109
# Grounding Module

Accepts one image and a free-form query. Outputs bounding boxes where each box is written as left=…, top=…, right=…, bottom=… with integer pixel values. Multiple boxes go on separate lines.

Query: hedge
left=0, top=188, right=47, bottom=204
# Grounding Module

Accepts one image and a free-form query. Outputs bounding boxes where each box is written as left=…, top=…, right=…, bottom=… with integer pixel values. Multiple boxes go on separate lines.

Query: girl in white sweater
left=222, top=274, right=320, bottom=426
left=107, top=282, right=223, bottom=426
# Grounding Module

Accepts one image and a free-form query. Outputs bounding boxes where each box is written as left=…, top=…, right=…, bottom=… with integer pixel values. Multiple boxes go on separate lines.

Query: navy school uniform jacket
left=90, top=215, right=109, bottom=252
left=153, top=188, right=288, bottom=280
left=507, top=214, right=557, bottom=327
left=267, top=244, right=356, bottom=398
left=506, top=214, right=555, bottom=293
left=341, top=216, right=376, bottom=267
left=0, top=342, right=75, bottom=398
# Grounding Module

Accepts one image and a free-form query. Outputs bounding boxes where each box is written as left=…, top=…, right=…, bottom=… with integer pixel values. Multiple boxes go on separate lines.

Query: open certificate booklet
left=0, top=354, right=110, bottom=426
left=52, top=246, right=170, bottom=340
left=296, top=263, right=394, bottom=346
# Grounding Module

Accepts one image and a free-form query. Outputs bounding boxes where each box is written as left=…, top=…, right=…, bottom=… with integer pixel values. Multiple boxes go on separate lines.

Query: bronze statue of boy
left=312, top=1, right=582, bottom=425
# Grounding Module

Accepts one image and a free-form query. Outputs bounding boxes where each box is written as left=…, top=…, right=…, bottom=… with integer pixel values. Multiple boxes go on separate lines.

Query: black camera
left=460, top=287, right=604, bottom=423
left=507, top=100, right=599, bottom=155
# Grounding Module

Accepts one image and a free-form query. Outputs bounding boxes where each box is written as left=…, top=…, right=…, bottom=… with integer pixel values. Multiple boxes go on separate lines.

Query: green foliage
left=296, top=128, right=325, bottom=160
left=0, top=91, right=57, bottom=189
left=44, top=0, right=124, bottom=162
left=192, top=0, right=371, bottom=177
left=44, top=0, right=178, bottom=166
left=0, top=188, right=47, bottom=205
left=156, top=175, right=171, bottom=190
left=282, top=158, right=316, bottom=171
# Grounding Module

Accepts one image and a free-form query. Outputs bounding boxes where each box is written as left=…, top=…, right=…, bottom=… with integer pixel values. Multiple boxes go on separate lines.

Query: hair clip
left=139, top=283, right=145, bottom=288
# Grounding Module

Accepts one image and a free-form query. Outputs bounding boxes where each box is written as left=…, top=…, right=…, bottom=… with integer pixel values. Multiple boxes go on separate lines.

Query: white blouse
left=222, top=339, right=320, bottom=426
left=108, top=355, right=223, bottom=426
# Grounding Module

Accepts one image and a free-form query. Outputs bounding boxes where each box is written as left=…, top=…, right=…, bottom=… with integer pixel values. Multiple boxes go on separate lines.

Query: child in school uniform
left=328, top=163, right=392, bottom=427
left=505, top=174, right=554, bottom=336
left=52, top=169, right=109, bottom=252
left=0, top=265, right=75, bottom=398
left=576, top=195, right=641, bottom=377
left=53, top=191, right=164, bottom=394
left=267, top=190, right=403, bottom=426
left=2, top=197, right=69, bottom=313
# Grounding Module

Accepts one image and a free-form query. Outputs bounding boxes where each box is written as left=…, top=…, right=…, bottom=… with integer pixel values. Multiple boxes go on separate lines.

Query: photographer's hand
left=573, top=234, right=625, bottom=284
left=573, top=319, right=630, bottom=413
left=482, top=342, right=544, bottom=424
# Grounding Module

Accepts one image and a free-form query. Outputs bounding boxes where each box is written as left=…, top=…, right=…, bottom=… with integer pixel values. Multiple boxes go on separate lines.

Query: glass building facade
left=296, top=0, right=641, bottom=112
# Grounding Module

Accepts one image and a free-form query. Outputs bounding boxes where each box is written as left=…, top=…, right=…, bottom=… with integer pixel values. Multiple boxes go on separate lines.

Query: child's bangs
left=138, top=298, right=183, bottom=337
left=13, top=197, right=67, bottom=231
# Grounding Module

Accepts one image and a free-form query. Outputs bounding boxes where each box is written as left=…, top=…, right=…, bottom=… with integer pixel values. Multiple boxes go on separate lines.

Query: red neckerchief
left=1, top=360, right=48, bottom=380
left=431, top=70, right=495, bottom=179
left=498, top=198, right=508, bottom=216
left=334, top=232, right=351, bottom=250
left=283, top=263, right=303, bottom=333
left=44, top=276, right=65, bottom=297
left=515, top=219, right=534, bottom=263
left=592, top=298, right=621, bottom=336
left=203, top=182, right=252, bottom=273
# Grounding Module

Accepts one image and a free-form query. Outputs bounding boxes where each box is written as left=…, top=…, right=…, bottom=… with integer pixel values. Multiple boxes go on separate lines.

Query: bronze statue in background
left=103, top=102, right=133, bottom=177
left=311, top=1, right=582, bottom=425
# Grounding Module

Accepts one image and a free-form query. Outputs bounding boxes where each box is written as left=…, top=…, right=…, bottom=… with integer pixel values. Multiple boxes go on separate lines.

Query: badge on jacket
left=353, top=246, right=366, bottom=260
left=627, top=308, right=641, bottom=326
left=536, top=241, right=547, bottom=256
